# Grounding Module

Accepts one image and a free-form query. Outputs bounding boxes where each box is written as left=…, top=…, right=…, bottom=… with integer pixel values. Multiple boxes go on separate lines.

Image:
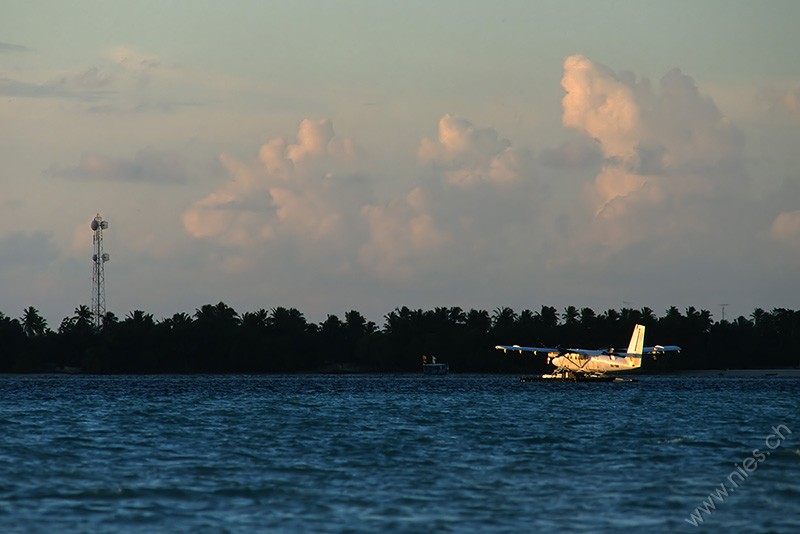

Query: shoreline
left=2, top=368, right=800, bottom=378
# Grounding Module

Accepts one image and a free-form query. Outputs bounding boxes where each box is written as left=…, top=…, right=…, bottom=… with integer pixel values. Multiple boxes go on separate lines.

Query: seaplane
left=496, top=324, right=680, bottom=381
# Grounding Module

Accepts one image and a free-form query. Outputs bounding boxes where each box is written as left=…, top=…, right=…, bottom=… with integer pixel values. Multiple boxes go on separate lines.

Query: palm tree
left=539, top=306, right=559, bottom=327
left=59, top=305, right=94, bottom=334
left=619, top=307, right=643, bottom=326
left=465, top=309, right=491, bottom=334
left=447, top=307, right=466, bottom=327
left=562, top=306, right=579, bottom=326
left=74, top=305, right=94, bottom=330
left=268, top=307, right=308, bottom=336
left=241, top=309, right=269, bottom=330
left=20, top=306, right=48, bottom=337
left=124, top=309, right=155, bottom=328
left=163, top=312, right=193, bottom=330
left=195, top=302, right=240, bottom=328
left=320, top=314, right=344, bottom=336
left=0, top=313, right=25, bottom=372
left=102, top=311, right=119, bottom=329
left=639, top=307, right=657, bottom=325
left=491, top=307, right=517, bottom=331
left=383, top=306, right=413, bottom=338
left=345, top=310, right=375, bottom=336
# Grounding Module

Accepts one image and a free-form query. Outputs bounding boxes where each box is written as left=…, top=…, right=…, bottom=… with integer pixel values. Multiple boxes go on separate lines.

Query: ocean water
left=0, top=375, right=798, bottom=533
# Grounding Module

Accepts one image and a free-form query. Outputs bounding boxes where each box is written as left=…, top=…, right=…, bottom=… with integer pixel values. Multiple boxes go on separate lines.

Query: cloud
left=523, top=56, right=800, bottom=313
left=73, top=67, right=114, bottom=89
left=183, top=115, right=545, bottom=285
left=771, top=210, right=800, bottom=245
left=0, top=63, right=116, bottom=102
left=0, top=46, right=202, bottom=114
left=418, top=114, right=531, bottom=186
left=259, top=118, right=357, bottom=170
left=540, top=136, right=604, bottom=169
left=108, top=46, right=163, bottom=72
left=48, top=148, right=189, bottom=184
left=358, top=115, right=543, bottom=279
left=561, top=55, right=644, bottom=162
left=183, top=119, right=368, bottom=257
left=0, top=76, right=112, bottom=101
left=762, top=85, right=800, bottom=121
left=0, top=41, right=29, bottom=53
left=102, top=47, right=207, bottom=113
left=557, top=55, right=747, bottom=251
left=359, top=187, right=450, bottom=279
left=562, top=56, right=744, bottom=179
left=527, top=51, right=800, bottom=325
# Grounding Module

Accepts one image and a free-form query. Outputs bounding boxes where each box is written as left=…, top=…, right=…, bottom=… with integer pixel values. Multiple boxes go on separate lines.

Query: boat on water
left=422, top=355, right=449, bottom=375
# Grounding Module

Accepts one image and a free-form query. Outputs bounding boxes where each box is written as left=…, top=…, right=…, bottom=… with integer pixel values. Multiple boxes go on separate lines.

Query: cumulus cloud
left=540, top=136, right=604, bottom=169
left=183, top=119, right=368, bottom=259
left=418, top=114, right=531, bottom=186
left=259, top=118, right=357, bottom=171
left=523, top=56, right=800, bottom=314
left=561, top=56, right=644, bottom=162
left=48, top=148, right=189, bottom=184
left=359, top=187, right=449, bottom=278
left=357, top=115, right=543, bottom=279
left=556, top=55, right=748, bottom=264
left=562, top=56, right=744, bottom=180
left=183, top=115, right=545, bottom=284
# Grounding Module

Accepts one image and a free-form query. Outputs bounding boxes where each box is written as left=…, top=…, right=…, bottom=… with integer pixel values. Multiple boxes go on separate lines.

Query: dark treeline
left=1, top=304, right=798, bottom=374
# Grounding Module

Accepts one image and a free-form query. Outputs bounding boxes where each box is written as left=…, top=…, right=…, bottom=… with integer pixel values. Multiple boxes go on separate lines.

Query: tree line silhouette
left=0, top=304, right=798, bottom=374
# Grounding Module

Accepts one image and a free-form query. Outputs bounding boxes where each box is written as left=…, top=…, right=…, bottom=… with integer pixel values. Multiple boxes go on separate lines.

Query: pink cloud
left=552, top=56, right=750, bottom=266
left=418, top=114, right=530, bottom=186
left=182, top=119, right=366, bottom=254
left=771, top=210, right=800, bottom=245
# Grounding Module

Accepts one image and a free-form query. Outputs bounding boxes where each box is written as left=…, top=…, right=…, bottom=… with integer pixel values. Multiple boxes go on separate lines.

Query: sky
left=1, top=1, right=799, bottom=327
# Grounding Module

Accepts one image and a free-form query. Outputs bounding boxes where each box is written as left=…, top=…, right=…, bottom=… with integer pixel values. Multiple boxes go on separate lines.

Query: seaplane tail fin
left=626, top=324, right=646, bottom=356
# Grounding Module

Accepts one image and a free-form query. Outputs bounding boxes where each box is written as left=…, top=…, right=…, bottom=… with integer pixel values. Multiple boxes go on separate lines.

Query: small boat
left=422, top=355, right=449, bottom=375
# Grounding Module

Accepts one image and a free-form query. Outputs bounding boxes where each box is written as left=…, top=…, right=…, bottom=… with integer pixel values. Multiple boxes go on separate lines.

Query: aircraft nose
left=551, top=357, right=563, bottom=367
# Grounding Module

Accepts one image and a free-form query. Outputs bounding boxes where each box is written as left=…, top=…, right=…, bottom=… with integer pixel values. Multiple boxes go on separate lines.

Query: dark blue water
left=1, top=375, right=798, bottom=533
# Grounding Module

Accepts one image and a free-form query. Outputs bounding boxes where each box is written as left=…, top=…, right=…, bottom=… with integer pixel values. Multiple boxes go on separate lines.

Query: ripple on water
left=0, top=374, right=798, bottom=533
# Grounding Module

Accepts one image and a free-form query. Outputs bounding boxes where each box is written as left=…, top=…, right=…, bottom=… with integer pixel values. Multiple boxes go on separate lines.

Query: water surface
left=1, top=375, right=798, bottom=532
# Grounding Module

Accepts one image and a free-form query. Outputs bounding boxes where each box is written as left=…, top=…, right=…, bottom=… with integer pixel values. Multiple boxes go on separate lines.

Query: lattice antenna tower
left=91, top=214, right=110, bottom=328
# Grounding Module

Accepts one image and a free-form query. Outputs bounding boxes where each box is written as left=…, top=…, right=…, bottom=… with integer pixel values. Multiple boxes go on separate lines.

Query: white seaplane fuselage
left=549, top=351, right=642, bottom=374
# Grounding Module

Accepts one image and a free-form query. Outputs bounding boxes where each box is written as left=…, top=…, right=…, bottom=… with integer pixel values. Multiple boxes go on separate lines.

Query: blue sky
left=1, top=1, right=799, bottom=326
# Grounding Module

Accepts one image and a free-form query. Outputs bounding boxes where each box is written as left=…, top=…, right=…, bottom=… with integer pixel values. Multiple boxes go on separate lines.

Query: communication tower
left=91, top=214, right=110, bottom=328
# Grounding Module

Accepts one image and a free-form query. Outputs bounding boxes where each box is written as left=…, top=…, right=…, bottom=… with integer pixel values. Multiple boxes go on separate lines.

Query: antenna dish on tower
left=91, top=213, right=110, bottom=328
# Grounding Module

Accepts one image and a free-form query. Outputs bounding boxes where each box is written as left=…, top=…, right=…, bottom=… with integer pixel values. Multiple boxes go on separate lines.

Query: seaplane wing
left=494, top=344, right=554, bottom=355
left=494, top=345, right=597, bottom=357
